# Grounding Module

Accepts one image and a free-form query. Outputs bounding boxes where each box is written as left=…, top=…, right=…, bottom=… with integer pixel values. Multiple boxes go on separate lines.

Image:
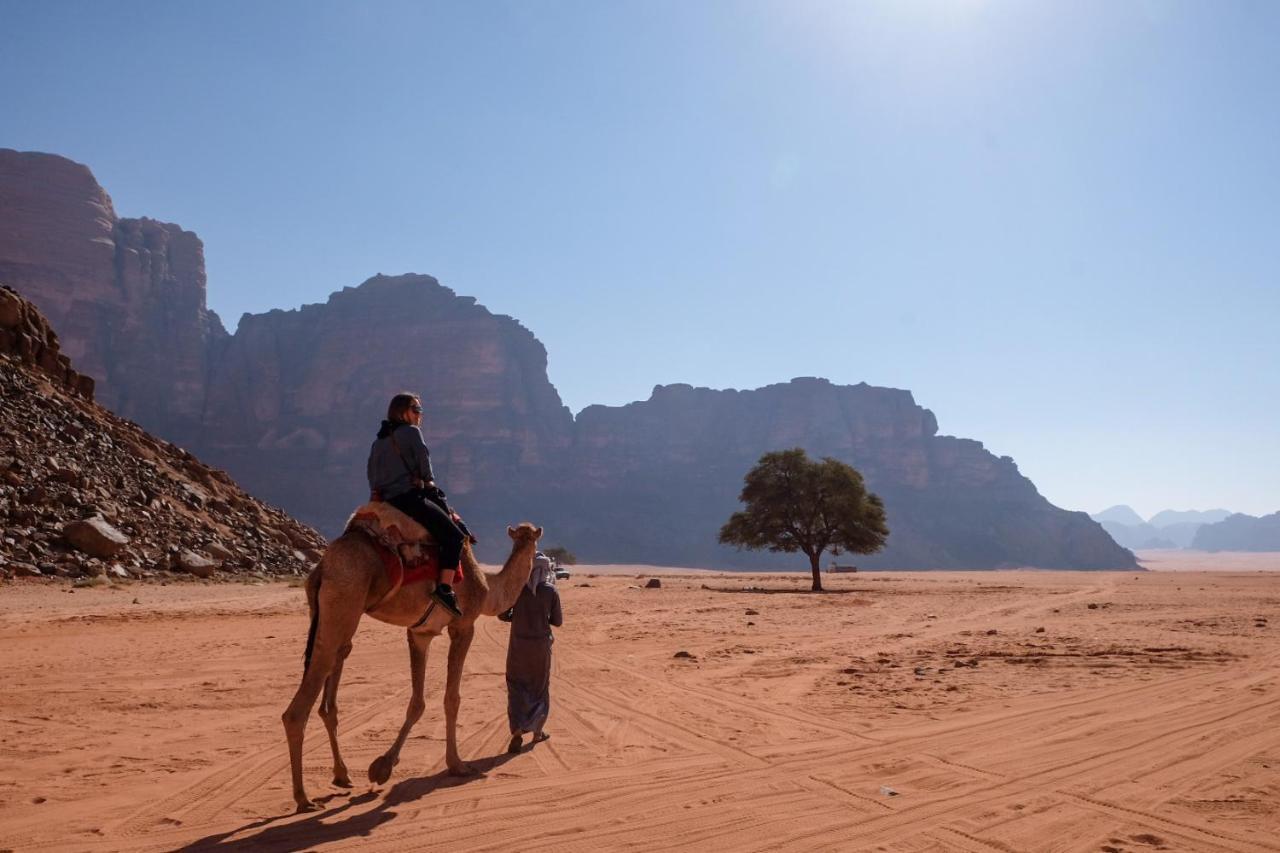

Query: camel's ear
left=534, top=526, right=543, bottom=540
left=507, top=526, right=516, bottom=539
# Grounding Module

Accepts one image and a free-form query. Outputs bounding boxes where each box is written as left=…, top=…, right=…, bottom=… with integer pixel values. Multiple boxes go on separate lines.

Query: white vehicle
left=554, top=566, right=571, bottom=580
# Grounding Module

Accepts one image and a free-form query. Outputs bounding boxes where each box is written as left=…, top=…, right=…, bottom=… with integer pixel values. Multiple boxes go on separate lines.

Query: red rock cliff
left=0, top=150, right=227, bottom=445
left=549, top=378, right=1135, bottom=569
left=197, top=274, right=574, bottom=533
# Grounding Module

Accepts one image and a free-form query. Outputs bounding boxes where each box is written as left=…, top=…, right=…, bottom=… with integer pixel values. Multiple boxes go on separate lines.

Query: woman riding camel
left=367, top=392, right=472, bottom=618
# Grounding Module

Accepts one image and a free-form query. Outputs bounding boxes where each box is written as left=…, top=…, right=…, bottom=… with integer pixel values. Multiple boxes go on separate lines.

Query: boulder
left=63, top=516, right=130, bottom=558
left=645, top=578, right=662, bottom=589
left=0, top=288, right=20, bottom=327
left=11, top=561, right=42, bottom=577
left=205, top=541, right=235, bottom=562
left=286, top=527, right=314, bottom=549
left=176, top=550, right=217, bottom=578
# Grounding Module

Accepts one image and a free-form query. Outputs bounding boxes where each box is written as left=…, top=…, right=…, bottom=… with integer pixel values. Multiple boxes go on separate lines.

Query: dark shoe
left=433, top=583, right=463, bottom=618
left=507, top=733, right=523, bottom=754
left=497, top=607, right=515, bottom=623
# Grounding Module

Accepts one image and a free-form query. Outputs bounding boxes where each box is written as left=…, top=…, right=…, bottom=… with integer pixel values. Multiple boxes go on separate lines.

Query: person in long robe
left=503, top=552, right=563, bottom=753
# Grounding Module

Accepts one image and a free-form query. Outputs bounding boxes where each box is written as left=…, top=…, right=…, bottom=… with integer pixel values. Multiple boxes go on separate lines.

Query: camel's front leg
left=317, top=641, right=354, bottom=787
left=444, top=624, right=476, bottom=776
left=368, top=630, right=431, bottom=785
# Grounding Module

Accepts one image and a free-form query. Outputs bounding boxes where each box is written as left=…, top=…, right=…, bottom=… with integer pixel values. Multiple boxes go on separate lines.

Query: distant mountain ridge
left=1191, top=512, right=1280, bottom=552
left=1090, top=505, right=1260, bottom=551
left=1093, top=505, right=1146, bottom=527
left=0, top=148, right=1137, bottom=570
left=1149, top=509, right=1232, bottom=527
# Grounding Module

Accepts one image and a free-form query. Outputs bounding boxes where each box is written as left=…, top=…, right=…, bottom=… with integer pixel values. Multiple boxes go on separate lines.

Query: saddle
left=345, top=502, right=462, bottom=592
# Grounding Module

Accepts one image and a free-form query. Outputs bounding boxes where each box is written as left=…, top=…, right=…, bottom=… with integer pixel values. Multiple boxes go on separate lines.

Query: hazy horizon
left=2, top=0, right=1277, bottom=518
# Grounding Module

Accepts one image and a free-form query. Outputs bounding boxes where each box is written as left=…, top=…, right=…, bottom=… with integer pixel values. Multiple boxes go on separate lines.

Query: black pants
left=388, top=490, right=465, bottom=573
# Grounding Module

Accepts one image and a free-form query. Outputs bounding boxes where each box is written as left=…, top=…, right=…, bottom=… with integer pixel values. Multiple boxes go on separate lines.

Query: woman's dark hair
left=387, top=392, right=421, bottom=424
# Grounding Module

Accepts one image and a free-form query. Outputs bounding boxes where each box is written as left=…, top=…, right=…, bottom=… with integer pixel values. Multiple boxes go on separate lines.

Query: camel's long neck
left=482, top=539, right=540, bottom=616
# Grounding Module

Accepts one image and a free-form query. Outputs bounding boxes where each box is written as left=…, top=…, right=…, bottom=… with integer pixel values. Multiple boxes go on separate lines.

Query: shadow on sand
left=178, top=749, right=521, bottom=852
left=700, top=585, right=867, bottom=595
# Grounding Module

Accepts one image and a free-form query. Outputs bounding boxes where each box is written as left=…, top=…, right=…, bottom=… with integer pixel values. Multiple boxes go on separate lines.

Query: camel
left=282, top=514, right=543, bottom=812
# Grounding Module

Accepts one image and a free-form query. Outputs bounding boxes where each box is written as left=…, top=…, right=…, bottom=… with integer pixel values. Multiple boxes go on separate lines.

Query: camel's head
left=507, top=523, right=543, bottom=544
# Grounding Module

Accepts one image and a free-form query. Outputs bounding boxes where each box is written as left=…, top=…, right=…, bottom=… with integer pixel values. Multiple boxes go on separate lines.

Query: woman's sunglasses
left=410, top=405, right=423, bottom=413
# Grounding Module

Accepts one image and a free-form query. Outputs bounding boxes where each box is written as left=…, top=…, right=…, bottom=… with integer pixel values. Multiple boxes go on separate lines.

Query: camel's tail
left=302, top=564, right=322, bottom=674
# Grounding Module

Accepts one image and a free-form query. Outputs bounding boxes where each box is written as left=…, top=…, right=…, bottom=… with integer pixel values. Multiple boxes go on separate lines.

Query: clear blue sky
left=3, top=1, right=1277, bottom=519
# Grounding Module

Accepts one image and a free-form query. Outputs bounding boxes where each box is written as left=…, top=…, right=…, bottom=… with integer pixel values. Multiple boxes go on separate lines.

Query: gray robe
left=505, top=580, right=563, bottom=734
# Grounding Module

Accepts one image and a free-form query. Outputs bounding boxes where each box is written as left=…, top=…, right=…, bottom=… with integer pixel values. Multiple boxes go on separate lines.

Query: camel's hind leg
left=282, top=590, right=363, bottom=812
left=317, top=641, right=354, bottom=787
left=368, top=629, right=432, bottom=785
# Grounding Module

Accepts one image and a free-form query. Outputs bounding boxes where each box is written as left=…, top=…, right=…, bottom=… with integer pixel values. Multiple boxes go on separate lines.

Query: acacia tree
left=718, top=448, right=889, bottom=591
left=543, top=546, right=577, bottom=566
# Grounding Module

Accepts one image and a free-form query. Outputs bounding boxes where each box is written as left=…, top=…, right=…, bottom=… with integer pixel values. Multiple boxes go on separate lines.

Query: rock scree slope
left=0, top=285, right=324, bottom=582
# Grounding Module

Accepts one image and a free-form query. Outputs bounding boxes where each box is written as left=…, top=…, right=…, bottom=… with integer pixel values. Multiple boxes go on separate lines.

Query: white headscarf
left=528, top=552, right=552, bottom=592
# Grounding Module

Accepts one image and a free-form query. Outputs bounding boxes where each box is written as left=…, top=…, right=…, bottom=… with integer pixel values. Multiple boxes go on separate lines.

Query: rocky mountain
left=0, top=286, right=324, bottom=581
left=547, top=379, right=1132, bottom=569
left=1093, top=505, right=1146, bottom=527
left=0, top=149, right=1136, bottom=570
left=1148, top=509, right=1232, bottom=528
left=1091, top=507, right=1237, bottom=550
left=1190, top=513, right=1280, bottom=552
left=1094, top=519, right=1176, bottom=550
left=196, top=273, right=573, bottom=539
left=0, top=149, right=228, bottom=448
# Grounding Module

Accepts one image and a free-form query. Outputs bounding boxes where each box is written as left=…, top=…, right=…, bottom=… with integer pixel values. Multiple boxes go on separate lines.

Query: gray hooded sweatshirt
left=367, top=421, right=435, bottom=501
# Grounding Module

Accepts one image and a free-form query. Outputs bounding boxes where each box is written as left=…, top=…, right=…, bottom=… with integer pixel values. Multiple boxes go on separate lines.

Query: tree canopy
left=543, top=546, right=577, bottom=566
left=718, top=448, right=889, bottom=591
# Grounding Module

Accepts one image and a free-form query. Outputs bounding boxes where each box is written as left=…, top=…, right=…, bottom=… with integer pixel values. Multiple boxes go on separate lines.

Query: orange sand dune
left=1, top=568, right=1278, bottom=851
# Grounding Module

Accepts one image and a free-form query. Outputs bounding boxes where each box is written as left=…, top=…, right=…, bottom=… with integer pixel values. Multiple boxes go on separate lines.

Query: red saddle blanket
left=345, top=502, right=463, bottom=589
left=377, top=544, right=442, bottom=588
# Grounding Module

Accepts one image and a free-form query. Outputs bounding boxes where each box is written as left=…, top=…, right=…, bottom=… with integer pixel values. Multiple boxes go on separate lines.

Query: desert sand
left=1, top=562, right=1278, bottom=852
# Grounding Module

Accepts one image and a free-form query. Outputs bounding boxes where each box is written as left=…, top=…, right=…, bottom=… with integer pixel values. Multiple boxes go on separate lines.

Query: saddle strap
left=410, top=600, right=438, bottom=629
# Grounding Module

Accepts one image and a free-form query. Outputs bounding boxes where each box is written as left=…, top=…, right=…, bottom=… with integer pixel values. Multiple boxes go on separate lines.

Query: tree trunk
left=808, top=551, right=823, bottom=592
